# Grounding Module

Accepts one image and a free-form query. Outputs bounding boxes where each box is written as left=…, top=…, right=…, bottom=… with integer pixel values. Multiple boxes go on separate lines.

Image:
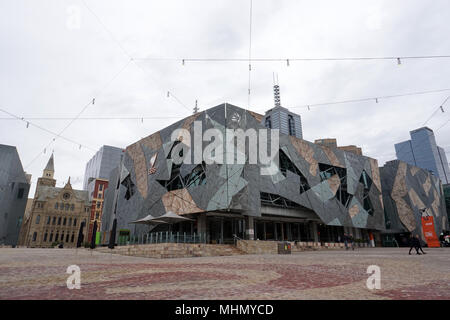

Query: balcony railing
left=111, top=232, right=208, bottom=246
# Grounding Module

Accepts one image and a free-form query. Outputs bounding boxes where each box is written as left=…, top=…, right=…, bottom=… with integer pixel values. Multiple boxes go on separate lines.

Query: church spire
left=43, top=154, right=54, bottom=179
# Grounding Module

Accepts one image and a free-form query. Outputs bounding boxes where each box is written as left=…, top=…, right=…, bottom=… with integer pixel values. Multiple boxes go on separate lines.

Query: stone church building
left=21, top=155, right=91, bottom=248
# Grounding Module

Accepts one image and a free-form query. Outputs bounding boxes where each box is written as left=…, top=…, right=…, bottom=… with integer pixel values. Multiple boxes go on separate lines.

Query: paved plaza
left=0, top=247, right=449, bottom=300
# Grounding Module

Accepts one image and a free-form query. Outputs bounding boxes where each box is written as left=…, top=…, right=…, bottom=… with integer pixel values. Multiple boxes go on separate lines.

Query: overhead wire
left=81, top=0, right=191, bottom=113
left=422, top=95, right=450, bottom=127
left=0, top=57, right=132, bottom=171
left=267, top=87, right=450, bottom=111
left=133, top=55, right=450, bottom=63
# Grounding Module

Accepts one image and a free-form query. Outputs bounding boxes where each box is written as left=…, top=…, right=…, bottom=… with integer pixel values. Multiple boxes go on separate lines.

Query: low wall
left=96, top=243, right=243, bottom=259
left=237, top=240, right=351, bottom=254
left=237, top=240, right=278, bottom=254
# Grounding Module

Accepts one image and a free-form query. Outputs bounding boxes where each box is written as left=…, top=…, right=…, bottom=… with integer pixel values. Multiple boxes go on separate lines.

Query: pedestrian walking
left=343, top=233, right=349, bottom=250
left=408, top=234, right=426, bottom=255
left=349, top=234, right=355, bottom=250
left=415, top=235, right=426, bottom=255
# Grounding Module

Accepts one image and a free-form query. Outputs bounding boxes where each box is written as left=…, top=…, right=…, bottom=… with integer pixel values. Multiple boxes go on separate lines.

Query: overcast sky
left=1, top=0, right=450, bottom=196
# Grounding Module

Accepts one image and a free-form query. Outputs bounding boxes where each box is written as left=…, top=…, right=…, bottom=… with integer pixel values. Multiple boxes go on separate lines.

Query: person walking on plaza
left=343, top=233, right=349, bottom=250
left=349, top=234, right=355, bottom=250
left=408, top=234, right=418, bottom=255
left=415, top=235, right=426, bottom=255
left=409, top=234, right=426, bottom=255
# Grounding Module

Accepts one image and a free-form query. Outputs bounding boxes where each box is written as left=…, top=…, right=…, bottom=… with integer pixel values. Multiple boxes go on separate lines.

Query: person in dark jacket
left=409, top=234, right=418, bottom=255
left=343, top=233, right=349, bottom=250
left=409, top=235, right=426, bottom=255
left=349, top=234, right=355, bottom=250
left=414, top=235, right=426, bottom=254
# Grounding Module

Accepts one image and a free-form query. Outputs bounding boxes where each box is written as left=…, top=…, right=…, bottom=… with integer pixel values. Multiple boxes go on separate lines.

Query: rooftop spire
left=42, top=153, right=55, bottom=179
left=273, top=73, right=281, bottom=108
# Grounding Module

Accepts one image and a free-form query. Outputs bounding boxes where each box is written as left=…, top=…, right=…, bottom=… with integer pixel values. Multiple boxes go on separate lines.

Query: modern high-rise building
left=0, top=144, right=31, bottom=246
left=83, top=145, right=123, bottom=190
left=395, top=127, right=450, bottom=184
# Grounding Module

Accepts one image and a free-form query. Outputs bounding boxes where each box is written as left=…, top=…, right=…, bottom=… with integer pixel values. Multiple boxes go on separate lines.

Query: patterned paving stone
left=0, top=247, right=449, bottom=300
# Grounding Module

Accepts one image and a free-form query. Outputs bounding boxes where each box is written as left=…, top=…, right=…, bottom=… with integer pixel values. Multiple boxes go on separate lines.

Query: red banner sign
left=421, top=216, right=440, bottom=248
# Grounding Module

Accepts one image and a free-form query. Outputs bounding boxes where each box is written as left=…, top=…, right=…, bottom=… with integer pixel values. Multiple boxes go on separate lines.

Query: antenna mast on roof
left=193, top=100, right=199, bottom=114
left=273, top=73, right=281, bottom=108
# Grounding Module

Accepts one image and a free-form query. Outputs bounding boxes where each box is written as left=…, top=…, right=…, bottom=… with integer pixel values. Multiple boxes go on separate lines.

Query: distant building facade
left=0, top=144, right=31, bottom=246
left=380, top=160, right=449, bottom=243
left=314, top=139, right=363, bottom=156
left=17, top=198, right=34, bottom=246
left=395, top=127, right=450, bottom=184
left=87, top=178, right=109, bottom=243
left=314, top=139, right=337, bottom=149
left=23, top=155, right=90, bottom=247
left=83, top=145, right=123, bottom=190
left=338, top=145, right=362, bottom=156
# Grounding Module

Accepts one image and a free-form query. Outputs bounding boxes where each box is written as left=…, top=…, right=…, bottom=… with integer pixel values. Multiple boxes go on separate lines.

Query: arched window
left=68, top=218, right=72, bottom=226
left=35, top=215, right=40, bottom=224
left=44, top=232, right=48, bottom=242
left=71, top=204, right=75, bottom=211
left=52, top=217, right=56, bottom=225
left=63, top=218, right=67, bottom=226
left=61, top=232, right=64, bottom=242
left=55, top=233, right=59, bottom=242
left=73, top=218, right=77, bottom=226
left=65, top=204, right=70, bottom=211
left=46, top=216, right=51, bottom=225
left=57, top=217, right=61, bottom=225
left=55, top=203, right=59, bottom=210
left=66, top=234, right=69, bottom=242
left=61, top=203, right=64, bottom=210
left=49, top=232, right=53, bottom=242
left=32, top=232, right=37, bottom=241
left=71, top=233, right=75, bottom=243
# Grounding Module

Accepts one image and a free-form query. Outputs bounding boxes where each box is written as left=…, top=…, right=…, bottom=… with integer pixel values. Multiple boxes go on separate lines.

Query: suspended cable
left=0, top=108, right=96, bottom=150
left=82, top=0, right=191, bottom=113
left=422, top=95, right=450, bottom=126
left=264, top=87, right=450, bottom=111
left=3, top=88, right=450, bottom=122
left=133, top=55, right=450, bottom=63
left=0, top=116, right=186, bottom=120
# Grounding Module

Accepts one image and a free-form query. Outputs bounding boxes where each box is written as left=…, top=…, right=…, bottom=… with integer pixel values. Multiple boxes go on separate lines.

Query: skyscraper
left=395, top=127, right=450, bottom=184
left=83, top=145, right=123, bottom=190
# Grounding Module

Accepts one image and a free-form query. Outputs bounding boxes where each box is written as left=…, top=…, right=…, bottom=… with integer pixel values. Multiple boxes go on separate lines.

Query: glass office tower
left=395, top=127, right=450, bottom=184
